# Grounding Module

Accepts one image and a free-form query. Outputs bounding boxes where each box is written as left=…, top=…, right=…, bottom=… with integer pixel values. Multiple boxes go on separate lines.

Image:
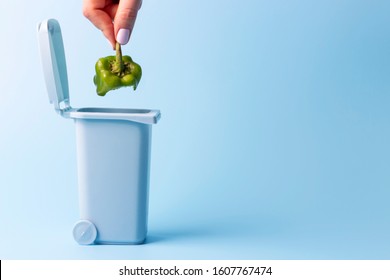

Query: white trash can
left=38, top=19, right=160, bottom=245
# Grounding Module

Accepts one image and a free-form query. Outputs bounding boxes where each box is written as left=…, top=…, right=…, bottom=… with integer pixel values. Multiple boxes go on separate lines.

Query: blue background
left=1, top=0, right=390, bottom=259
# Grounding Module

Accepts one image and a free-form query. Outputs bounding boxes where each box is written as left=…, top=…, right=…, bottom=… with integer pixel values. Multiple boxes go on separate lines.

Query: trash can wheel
left=72, top=220, right=97, bottom=245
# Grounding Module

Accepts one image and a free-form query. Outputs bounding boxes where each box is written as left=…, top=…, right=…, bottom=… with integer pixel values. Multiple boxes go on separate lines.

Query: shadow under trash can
left=37, top=19, right=161, bottom=245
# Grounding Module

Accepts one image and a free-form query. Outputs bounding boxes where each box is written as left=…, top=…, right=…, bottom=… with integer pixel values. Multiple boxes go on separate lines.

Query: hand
left=83, top=0, right=142, bottom=49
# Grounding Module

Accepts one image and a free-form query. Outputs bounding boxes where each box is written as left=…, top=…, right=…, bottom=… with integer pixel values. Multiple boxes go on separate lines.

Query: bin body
left=75, top=117, right=152, bottom=244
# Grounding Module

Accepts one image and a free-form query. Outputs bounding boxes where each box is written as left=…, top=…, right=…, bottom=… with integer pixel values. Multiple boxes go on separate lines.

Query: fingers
left=83, top=0, right=120, bottom=49
left=114, top=0, right=142, bottom=45
left=83, top=0, right=142, bottom=48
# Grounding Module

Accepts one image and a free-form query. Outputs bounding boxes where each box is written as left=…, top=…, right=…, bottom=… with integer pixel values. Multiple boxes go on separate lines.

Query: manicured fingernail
left=116, top=29, right=130, bottom=45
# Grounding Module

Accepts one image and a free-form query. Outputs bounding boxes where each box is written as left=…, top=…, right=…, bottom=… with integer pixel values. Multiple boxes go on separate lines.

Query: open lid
left=37, top=19, right=70, bottom=111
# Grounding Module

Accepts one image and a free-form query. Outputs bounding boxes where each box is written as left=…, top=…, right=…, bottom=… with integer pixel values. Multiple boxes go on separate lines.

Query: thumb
left=114, top=0, right=142, bottom=45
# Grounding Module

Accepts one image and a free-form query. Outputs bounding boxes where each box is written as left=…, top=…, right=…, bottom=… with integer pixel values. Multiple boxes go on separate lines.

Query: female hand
left=83, top=0, right=142, bottom=48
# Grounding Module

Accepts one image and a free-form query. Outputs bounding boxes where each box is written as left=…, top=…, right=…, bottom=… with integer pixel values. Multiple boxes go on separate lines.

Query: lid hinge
left=55, top=99, right=73, bottom=117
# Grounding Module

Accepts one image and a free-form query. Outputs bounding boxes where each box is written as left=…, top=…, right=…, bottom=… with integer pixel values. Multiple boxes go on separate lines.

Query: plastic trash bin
left=37, top=19, right=160, bottom=245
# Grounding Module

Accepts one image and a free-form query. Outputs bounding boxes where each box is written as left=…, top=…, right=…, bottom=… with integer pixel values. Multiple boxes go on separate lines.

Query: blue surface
left=1, top=0, right=390, bottom=259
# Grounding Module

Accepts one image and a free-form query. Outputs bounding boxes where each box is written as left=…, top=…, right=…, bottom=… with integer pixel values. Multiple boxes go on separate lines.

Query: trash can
left=37, top=19, right=160, bottom=245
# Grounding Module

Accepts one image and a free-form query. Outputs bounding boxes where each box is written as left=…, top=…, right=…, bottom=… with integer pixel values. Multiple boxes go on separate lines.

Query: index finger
left=83, top=0, right=117, bottom=48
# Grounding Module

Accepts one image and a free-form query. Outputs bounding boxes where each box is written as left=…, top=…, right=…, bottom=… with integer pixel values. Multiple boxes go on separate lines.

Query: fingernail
left=116, top=29, right=130, bottom=45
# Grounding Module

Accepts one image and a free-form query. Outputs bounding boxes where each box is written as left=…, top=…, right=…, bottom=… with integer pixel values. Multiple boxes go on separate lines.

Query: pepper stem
left=116, top=42, right=124, bottom=74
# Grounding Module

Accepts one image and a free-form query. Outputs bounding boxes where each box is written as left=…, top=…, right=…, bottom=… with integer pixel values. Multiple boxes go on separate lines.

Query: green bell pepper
left=93, top=42, right=142, bottom=96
